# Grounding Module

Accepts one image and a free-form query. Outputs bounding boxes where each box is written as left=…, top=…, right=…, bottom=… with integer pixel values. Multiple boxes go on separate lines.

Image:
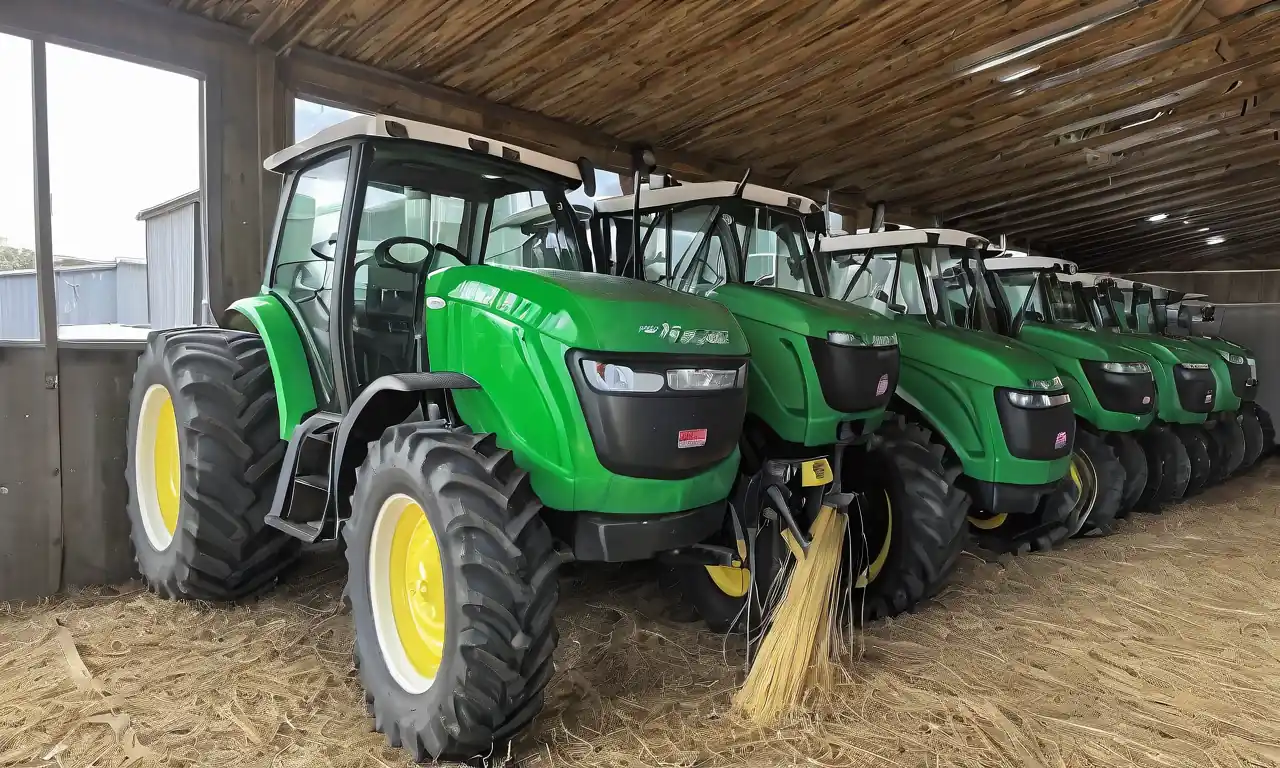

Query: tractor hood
left=894, top=318, right=1061, bottom=388
left=427, top=265, right=749, bottom=355
left=1018, top=322, right=1151, bottom=363
left=1098, top=328, right=1216, bottom=367
left=708, top=283, right=902, bottom=343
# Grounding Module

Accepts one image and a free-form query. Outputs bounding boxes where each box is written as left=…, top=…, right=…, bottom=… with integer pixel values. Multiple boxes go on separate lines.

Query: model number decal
left=639, top=323, right=730, bottom=345
left=678, top=429, right=708, bottom=448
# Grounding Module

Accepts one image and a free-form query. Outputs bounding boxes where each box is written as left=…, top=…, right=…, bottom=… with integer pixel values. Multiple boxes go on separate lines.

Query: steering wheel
left=373, top=236, right=435, bottom=274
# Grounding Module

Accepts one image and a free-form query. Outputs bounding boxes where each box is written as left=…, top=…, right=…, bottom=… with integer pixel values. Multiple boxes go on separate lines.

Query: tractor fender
left=224, top=294, right=319, bottom=439
left=891, top=382, right=985, bottom=465
left=330, top=372, right=481, bottom=522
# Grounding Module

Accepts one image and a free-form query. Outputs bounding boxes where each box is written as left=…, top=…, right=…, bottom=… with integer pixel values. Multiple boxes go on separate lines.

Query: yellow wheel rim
left=153, top=392, right=181, bottom=536
left=857, top=490, right=893, bottom=588
left=705, top=564, right=751, bottom=597
left=370, top=494, right=447, bottom=693
left=135, top=384, right=182, bottom=550
left=389, top=500, right=446, bottom=681
left=1069, top=460, right=1084, bottom=492
left=968, top=512, right=1008, bottom=530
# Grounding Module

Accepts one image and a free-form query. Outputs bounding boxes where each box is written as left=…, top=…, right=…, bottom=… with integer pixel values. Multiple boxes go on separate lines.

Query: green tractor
left=591, top=174, right=969, bottom=626
left=1069, top=272, right=1240, bottom=496
left=1120, top=279, right=1272, bottom=474
left=124, top=115, right=757, bottom=761
left=816, top=227, right=1081, bottom=554
left=978, top=255, right=1165, bottom=528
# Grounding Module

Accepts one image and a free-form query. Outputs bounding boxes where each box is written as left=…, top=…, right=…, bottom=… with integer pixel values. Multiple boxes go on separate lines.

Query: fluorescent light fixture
left=997, top=65, right=1041, bottom=83
left=1182, top=220, right=1190, bottom=224
left=1206, top=235, right=1226, bottom=245
left=968, top=25, right=1097, bottom=75
left=482, top=174, right=501, bottom=179
left=1198, top=227, right=1210, bottom=232
left=1147, top=213, right=1169, bottom=222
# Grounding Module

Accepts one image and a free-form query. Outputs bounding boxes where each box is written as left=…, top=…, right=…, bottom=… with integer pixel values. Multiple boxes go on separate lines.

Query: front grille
left=806, top=337, right=900, bottom=414
left=568, top=350, right=748, bottom=480
left=1080, top=361, right=1155, bottom=415
left=1173, top=365, right=1216, bottom=413
left=994, top=389, right=1076, bottom=461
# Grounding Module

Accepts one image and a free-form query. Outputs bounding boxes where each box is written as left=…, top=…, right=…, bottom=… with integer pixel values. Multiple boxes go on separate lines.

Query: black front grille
left=1226, top=360, right=1255, bottom=400
left=568, top=350, right=748, bottom=480
left=806, top=337, right=900, bottom=414
left=1080, top=361, right=1156, bottom=415
left=994, top=389, right=1076, bottom=461
left=1173, top=366, right=1216, bottom=413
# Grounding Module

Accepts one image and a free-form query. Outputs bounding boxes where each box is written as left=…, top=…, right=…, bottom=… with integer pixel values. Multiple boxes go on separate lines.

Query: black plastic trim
left=963, top=478, right=1056, bottom=516
left=805, top=336, right=899, bottom=414
left=1173, top=365, right=1216, bottom=413
left=994, top=389, right=1076, bottom=460
left=545, top=499, right=727, bottom=562
left=1080, top=361, right=1156, bottom=415
left=1225, top=359, right=1255, bottom=400
left=567, top=349, right=748, bottom=480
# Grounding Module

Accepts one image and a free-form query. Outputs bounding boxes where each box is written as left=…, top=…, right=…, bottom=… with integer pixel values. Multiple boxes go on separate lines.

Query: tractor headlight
left=1217, top=350, right=1246, bottom=365
left=581, top=360, right=664, bottom=393
left=827, top=331, right=898, bottom=348
left=1100, top=361, right=1150, bottom=374
left=1006, top=390, right=1071, bottom=409
left=667, top=365, right=746, bottom=391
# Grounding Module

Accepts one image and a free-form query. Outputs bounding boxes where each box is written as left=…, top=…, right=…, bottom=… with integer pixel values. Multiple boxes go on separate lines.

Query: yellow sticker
left=800, top=458, right=833, bottom=487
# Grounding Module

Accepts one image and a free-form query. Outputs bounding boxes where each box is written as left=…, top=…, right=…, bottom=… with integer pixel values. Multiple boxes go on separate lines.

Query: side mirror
left=576, top=156, right=597, bottom=198
left=1202, top=305, right=1216, bottom=321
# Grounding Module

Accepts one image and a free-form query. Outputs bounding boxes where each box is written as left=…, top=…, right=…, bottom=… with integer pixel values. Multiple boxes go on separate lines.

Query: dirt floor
left=4, top=463, right=1280, bottom=768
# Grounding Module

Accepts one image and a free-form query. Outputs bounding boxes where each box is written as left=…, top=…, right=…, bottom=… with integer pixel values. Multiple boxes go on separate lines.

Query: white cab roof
left=264, top=114, right=583, bottom=181
left=820, top=227, right=989, bottom=251
left=984, top=255, right=1077, bottom=273
left=594, top=181, right=820, bottom=214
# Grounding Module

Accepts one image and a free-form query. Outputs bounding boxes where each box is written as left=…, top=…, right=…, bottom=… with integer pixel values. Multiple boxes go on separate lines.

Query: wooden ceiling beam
left=1062, top=197, right=1280, bottom=258
left=1086, top=225, right=1280, bottom=269
left=1070, top=209, right=1280, bottom=258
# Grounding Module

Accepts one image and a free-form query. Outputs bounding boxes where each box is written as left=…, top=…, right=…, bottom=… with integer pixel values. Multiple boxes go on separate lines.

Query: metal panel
left=58, top=346, right=141, bottom=587
left=144, top=202, right=197, bottom=328
left=1125, top=270, right=1280, bottom=303
left=0, top=345, right=59, bottom=600
left=0, top=271, right=39, bottom=340
left=55, top=266, right=117, bottom=326
left=116, top=261, right=150, bottom=326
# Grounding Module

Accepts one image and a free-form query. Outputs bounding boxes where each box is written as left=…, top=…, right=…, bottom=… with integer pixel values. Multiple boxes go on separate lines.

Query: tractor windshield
left=826, top=243, right=992, bottom=328
left=987, top=270, right=1092, bottom=328
left=733, top=205, right=823, bottom=295
left=353, top=139, right=586, bottom=275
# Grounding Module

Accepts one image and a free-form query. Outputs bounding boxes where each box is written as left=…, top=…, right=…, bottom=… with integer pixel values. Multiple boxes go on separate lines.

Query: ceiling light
left=966, top=25, right=1099, bottom=75
left=997, top=65, right=1041, bottom=83
left=1207, top=235, right=1226, bottom=245
left=1182, top=220, right=1190, bottom=224
left=1147, top=213, right=1169, bottom=222
left=482, top=174, right=501, bottom=179
left=1198, top=227, right=1210, bottom=232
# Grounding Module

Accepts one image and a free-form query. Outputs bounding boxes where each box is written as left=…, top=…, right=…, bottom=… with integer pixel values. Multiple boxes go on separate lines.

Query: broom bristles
left=732, top=504, right=847, bottom=723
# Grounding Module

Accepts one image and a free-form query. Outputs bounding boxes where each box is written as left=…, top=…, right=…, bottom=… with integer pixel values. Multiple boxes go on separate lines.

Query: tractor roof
left=983, top=255, right=1077, bottom=273
left=594, top=181, right=820, bottom=215
left=819, top=227, right=989, bottom=252
left=263, top=114, right=583, bottom=183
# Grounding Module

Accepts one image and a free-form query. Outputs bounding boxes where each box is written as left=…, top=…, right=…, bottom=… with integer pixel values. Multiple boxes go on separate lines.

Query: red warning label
left=678, top=428, right=708, bottom=449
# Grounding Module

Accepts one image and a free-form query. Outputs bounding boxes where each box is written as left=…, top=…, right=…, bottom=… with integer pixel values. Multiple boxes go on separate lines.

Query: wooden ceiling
left=159, top=0, right=1280, bottom=271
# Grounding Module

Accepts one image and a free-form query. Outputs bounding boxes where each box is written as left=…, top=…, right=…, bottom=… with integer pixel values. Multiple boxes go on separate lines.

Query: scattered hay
left=3, top=463, right=1280, bottom=767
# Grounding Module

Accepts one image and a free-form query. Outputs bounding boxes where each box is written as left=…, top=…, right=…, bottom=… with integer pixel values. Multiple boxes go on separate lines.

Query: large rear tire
left=1137, top=424, right=1191, bottom=510
left=344, top=424, right=560, bottom=762
left=1174, top=425, right=1212, bottom=496
left=1106, top=432, right=1147, bottom=519
left=1239, top=406, right=1265, bottom=471
left=125, top=329, right=299, bottom=600
left=843, top=426, right=969, bottom=622
left=1205, top=416, right=1246, bottom=483
left=1073, top=428, right=1125, bottom=537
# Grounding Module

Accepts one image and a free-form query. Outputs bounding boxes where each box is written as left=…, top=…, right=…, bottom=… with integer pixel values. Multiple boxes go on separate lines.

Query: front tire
left=1137, top=424, right=1191, bottom=510
left=344, top=424, right=560, bottom=762
left=1205, top=416, right=1246, bottom=483
left=1174, top=425, right=1212, bottom=496
left=125, top=329, right=299, bottom=600
left=1239, top=406, right=1265, bottom=471
left=1256, top=404, right=1276, bottom=454
left=1072, top=428, right=1125, bottom=537
left=1105, top=432, right=1147, bottom=518
left=843, top=426, right=969, bottom=621
left=970, top=471, right=1079, bottom=555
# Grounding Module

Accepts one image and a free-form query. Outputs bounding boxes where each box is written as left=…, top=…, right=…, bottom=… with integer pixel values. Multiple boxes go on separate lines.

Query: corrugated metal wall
left=1125, top=270, right=1280, bottom=303
left=144, top=201, right=198, bottom=329
left=116, top=261, right=150, bottom=326
left=0, top=265, right=130, bottom=340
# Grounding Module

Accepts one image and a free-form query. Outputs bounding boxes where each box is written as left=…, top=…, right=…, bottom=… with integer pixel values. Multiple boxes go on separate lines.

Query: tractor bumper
left=546, top=500, right=726, bottom=563
left=965, top=478, right=1057, bottom=517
